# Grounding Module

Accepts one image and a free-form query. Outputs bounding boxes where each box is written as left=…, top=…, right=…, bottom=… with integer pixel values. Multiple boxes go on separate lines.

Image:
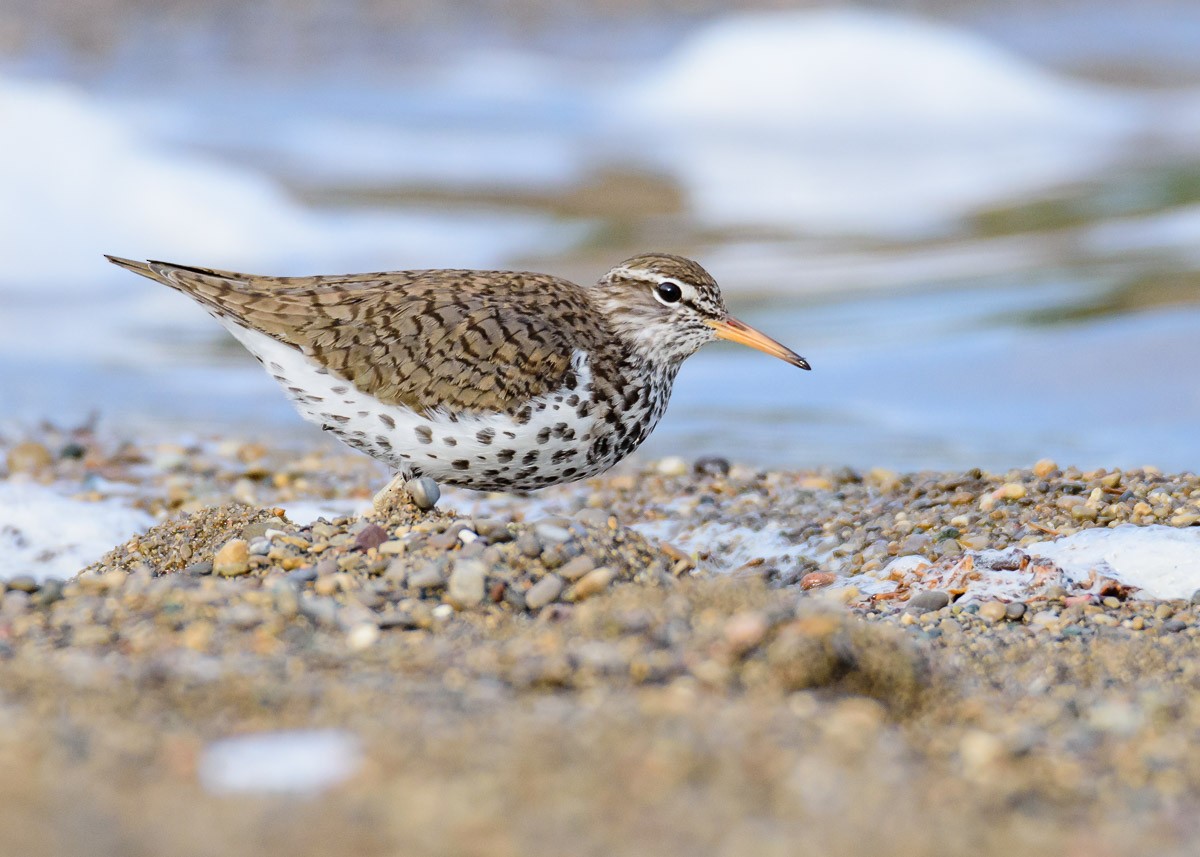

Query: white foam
left=198, top=729, right=362, bottom=795
left=618, top=9, right=1138, bottom=234
left=0, top=481, right=154, bottom=581
left=1026, top=525, right=1200, bottom=601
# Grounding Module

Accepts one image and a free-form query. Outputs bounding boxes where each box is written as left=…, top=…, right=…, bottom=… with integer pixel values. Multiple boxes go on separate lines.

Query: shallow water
left=3, top=6, right=1200, bottom=472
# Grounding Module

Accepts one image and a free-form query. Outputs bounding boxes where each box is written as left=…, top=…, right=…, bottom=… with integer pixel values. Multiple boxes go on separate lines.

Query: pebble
left=525, top=575, right=565, bottom=611
left=406, top=477, right=440, bottom=511
left=567, top=567, right=616, bottom=601
left=407, top=563, right=445, bottom=590
left=656, top=456, right=688, bottom=477
left=346, top=623, right=380, bottom=651
left=906, top=591, right=950, bottom=614
left=1162, top=619, right=1188, bottom=633
left=558, top=555, right=596, bottom=582
left=446, top=559, right=486, bottom=608
left=213, top=539, right=251, bottom=577
left=6, top=441, right=53, bottom=473
left=6, top=576, right=39, bottom=593
left=799, top=572, right=836, bottom=590
left=353, top=524, right=389, bottom=552
left=1005, top=602, right=1027, bottom=621
left=978, top=601, right=1007, bottom=623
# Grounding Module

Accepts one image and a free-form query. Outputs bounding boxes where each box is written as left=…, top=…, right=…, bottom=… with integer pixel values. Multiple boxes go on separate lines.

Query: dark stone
left=353, top=523, right=389, bottom=552
left=905, top=590, right=951, bottom=614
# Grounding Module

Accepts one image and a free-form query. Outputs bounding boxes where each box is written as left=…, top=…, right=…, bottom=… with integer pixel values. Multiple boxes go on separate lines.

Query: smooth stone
left=6, top=576, right=39, bottom=593
left=472, top=518, right=514, bottom=542
left=533, top=523, right=572, bottom=544
left=406, top=477, right=440, bottom=511
left=557, top=555, right=595, bottom=582
left=567, top=567, right=615, bottom=601
left=446, top=559, right=486, bottom=608
left=6, top=441, right=53, bottom=473
left=213, top=539, right=251, bottom=577
left=285, top=565, right=318, bottom=584
left=1005, top=602, right=1027, bottom=620
left=525, top=575, right=564, bottom=611
left=1163, top=618, right=1188, bottom=633
left=905, top=590, right=950, bottom=614
left=353, top=523, right=389, bottom=552
left=407, top=563, right=446, bottom=590
left=978, top=601, right=1007, bottom=623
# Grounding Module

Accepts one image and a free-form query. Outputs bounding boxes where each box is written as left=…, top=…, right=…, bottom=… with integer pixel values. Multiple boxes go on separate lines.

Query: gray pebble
left=447, top=559, right=486, bottom=608
left=299, top=594, right=340, bottom=628
left=472, top=518, right=514, bottom=542
left=1191, top=589, right=1200, bottom=606
left=1163, top=618, right=1188, bottom=633
left=183, top=560, right=214, bottom=577
left=407, top=563, right=446, bottom=590
left=286, top=565, right=319, bottom=585
left=406, top=477, right=440, bottom=511
left=1005, top=602, right=1027, bottom=621
left=516, top=533, right=542, bottom=559
left=574, top=508, right=615, bottom=529
left=906, top=590, right=950, bottom=614
left=7, top=576, right=39, bottom=593
left=248, top=537, right=271, bottom=556
left=533, top=522, right=572, bottom=544
left=525, top=575, right=565, bottom=611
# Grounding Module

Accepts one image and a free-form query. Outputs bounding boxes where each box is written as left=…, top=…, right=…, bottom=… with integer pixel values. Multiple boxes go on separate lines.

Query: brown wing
left=106, top=256, right=599, bottom=415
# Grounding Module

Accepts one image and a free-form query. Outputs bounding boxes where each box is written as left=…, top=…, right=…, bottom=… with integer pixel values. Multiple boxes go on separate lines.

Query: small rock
left=1191, top=589, right=1200, bottom=606
left=1005, top=602, right=1027, bottom=621
left=213, top=539, right=251, bottom=577
left=1163, top=618, right=1188, bottom=633
left=406, top=477, right=440, bottom=511
left=347, top=623, right=381, bottom=651
left=996, top=482, right=1027, bottom=501
left=656, top=456, right=688, bottom=477
left=1033, top=458, right=1058, bottom=478
left=446, top=559, right=486, bottom=608
left=724, top=611, right=769, bottom=655
left=6, top=576, right=39, bottom=593
left=567, top=567, right=616, bottom=601
left=905, top=590, right=950, bottom=614
left=557, top=555, right=595, bottom=582
left=6, top=441, right=53, bottom=474
left=353, top=523, right=389, bottom=552
left=693, top=456, right=731, bottom=477
left=184, top=560, right=214, bottom=576
left=407, top=563, right=445, bottom=590
left=472, top=518, right=514, bottom=542
left=978, top=601, right=1007, bottom=623
left=799, top=572, right=836, bottom=590
left=574, top=508, right=615, bottom=529
left=525, top=575, right=564, bottom=611
left=533, top=522, right=572, bottom=544
left=286, top=565, right=318, bottom=584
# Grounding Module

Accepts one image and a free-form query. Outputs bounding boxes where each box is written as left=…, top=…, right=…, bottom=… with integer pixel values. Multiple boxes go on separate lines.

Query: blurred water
left=2, top=7, right=1199, bottom=472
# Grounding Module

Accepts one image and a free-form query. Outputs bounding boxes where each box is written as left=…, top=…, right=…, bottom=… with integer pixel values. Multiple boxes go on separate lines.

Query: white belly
left=221, top=321, right=606, bottom=490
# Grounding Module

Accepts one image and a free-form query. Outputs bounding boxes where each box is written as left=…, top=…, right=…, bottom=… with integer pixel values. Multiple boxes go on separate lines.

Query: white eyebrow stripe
left=614, top=268, right=700, bottom=305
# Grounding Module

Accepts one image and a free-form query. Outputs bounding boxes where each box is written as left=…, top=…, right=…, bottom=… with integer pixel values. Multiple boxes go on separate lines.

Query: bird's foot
left=372, top=473, right=441, bottom=517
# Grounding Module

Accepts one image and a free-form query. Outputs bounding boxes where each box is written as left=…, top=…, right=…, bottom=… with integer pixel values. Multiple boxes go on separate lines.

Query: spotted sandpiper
left=107, top=253, right=809, bottom=492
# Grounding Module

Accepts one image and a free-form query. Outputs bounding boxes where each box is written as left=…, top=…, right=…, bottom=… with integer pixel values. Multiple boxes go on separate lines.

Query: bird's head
left=591, top=253, right=810, bottom=371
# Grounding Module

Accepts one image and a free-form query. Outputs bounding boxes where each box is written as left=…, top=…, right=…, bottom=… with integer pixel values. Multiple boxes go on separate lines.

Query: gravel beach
left=3, top=428, right=1200, bottom=856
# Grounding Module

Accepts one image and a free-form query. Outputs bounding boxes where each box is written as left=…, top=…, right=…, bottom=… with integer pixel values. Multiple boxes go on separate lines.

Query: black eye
left=655, top=281, right=683, bottom=304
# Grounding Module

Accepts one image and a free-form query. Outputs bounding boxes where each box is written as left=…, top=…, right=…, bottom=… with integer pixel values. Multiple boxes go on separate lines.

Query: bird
left=106, top=253, right=809, bottom=493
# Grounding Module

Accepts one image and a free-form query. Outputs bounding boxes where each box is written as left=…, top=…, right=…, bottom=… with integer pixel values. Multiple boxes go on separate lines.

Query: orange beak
left=706, top=316, right=810, bottom=370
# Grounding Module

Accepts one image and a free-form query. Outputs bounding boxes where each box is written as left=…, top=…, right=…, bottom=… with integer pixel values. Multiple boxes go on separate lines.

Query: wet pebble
left=906, top=591, right=951, bottom=614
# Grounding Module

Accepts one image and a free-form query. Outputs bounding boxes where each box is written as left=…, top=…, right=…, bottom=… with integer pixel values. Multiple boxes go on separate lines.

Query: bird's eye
left=655, top=281, right=683, bottom=304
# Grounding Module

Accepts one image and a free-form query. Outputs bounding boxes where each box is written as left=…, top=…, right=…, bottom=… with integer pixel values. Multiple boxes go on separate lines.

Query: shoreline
left=2, top=431, right=1200, bottom=855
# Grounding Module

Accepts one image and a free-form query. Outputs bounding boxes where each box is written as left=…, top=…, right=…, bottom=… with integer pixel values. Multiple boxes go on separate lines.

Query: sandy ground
left=2, top=430, right=1200, bottom=856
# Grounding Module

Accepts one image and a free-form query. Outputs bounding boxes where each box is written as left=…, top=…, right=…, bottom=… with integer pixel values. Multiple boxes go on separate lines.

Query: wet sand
left=3, top=430, right=1200, bottom=856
